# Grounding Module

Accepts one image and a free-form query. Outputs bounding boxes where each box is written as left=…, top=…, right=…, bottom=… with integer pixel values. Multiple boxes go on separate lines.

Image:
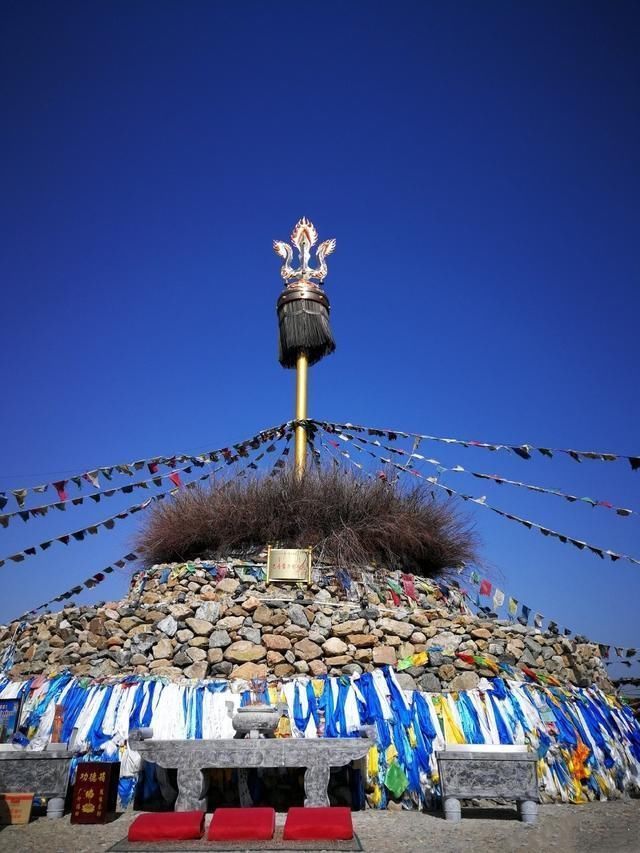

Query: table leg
left=303, top=764, right=331, bottom=807
left=518, top=800, right=538, bottom=824
left=443, top=796, right=461, bottom=822
left=175, top=767, right=209, bottom=811
left=46, top=797, right=65, bottom=819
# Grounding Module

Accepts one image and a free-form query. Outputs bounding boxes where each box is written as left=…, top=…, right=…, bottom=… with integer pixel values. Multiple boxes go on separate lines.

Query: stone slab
left=134, top=737, right=373, bottom=811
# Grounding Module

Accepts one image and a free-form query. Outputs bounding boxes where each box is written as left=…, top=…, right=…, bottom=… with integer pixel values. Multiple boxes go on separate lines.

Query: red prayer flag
left=479, top=578, right=492, bottom=596
left=53, top=480, right=68, bottom=501
left=401, top=574, right=418, bottom=601
left=169, top=472, right=182, bottom=488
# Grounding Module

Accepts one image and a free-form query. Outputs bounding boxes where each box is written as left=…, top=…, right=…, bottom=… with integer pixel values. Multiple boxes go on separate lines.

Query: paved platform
left=0, top=800, right=639, bottom=853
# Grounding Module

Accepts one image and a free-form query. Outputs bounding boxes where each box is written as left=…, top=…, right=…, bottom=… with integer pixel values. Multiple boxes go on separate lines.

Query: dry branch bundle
left=135, top=468, right=479, bottom=578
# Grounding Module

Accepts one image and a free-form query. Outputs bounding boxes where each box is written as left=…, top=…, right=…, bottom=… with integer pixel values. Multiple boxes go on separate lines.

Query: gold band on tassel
left=294, top=352, right=308, bottom=480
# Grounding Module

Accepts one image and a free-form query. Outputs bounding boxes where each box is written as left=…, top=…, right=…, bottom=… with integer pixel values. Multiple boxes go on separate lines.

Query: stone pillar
left=443, top=796, right=461, bottom=822
left=518, top=799, right=538, bottom=824
left=46, top=797, right=65, bottom=819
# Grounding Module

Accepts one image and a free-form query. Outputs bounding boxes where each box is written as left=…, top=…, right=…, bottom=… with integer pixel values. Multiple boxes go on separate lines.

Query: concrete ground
left=1, top=800, right=639, bottom=853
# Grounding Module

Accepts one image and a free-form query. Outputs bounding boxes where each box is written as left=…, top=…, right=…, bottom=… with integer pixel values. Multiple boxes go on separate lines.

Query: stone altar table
left=133, top=737, right=373, bottom=811
left=436, top=746, right=539, bottom=823
left=0, top=750, right=75, bottom=818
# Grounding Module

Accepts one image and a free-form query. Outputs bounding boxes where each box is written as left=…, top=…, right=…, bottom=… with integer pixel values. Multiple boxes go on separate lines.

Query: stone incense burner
left=232, top=705, right=282, bottom=739
left=231, top=679, right=282, bottom=738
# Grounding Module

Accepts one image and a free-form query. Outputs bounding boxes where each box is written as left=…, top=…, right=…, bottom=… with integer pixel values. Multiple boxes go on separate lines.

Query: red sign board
left=71, top=762, right=119, bottom=824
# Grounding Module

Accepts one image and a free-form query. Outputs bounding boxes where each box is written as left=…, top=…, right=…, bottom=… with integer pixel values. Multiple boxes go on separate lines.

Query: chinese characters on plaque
left=266, top=546, right=312, bottom=583
left=71, top=761, right=120, bottom=824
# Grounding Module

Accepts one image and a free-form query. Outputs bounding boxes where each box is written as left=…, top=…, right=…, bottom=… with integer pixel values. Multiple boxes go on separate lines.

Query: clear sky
left=1, top=2, right=638, bottom=681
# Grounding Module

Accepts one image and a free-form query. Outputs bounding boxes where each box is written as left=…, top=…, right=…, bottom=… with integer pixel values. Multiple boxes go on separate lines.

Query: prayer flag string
left=13, top=553, right=139, bottom=622
left=0, top=421, right=292, bottom=511
left=309, top=419, right=640, bottom=470
left=8, top=430, right=294, bottom=618
left=0, top=427, right=293, bottom=570
left=312, top=424, right=640, bottom=567
left=319, top=428, right=636, bottom=520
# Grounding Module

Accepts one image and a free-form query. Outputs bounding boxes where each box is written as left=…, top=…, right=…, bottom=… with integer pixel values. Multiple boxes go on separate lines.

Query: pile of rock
left=0, top=561, right=612, bottom=692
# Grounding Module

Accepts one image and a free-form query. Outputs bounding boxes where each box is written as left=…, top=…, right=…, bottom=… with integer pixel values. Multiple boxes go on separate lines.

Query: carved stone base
left=303, top=764, right=330, bottom=807
left=443, top=796, right=461, bottom=822
left=175, top=767, right=209, bottom=812
left=518, top=799, right=538, bottom=824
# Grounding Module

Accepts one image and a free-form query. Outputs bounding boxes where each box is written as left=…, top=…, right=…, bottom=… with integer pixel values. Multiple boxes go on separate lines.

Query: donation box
left=71, top=761, right=120, bottom=824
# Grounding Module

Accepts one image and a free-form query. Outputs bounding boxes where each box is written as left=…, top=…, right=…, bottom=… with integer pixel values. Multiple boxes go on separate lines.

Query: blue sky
left=1, top=2, right=638, bottom=678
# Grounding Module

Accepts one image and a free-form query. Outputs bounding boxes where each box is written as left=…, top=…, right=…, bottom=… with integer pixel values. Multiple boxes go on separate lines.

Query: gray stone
left=187, top=647, right=207, bottom=663
left=525, top=637, right=543, bottom=658
left=332, top=619, right=366, bottom=637
left=312, top=613, right=332, bottom=631
left=224, top=641, right=266, bottom=663
left=315, top=590, right=332, bottom=602
left=322, top=637, right=348, bottom=656
left=216, top=615, right=244, bottom=631
left=426, top=632, right=462, bottom=653
left=194, top=601, right=221, bottom=623
left=176, top=629, right=194, bottom=643
left=157, top=615, right=178, bottom=637
left=395, top=672, right=417, bottom=691
left=519, top=648, right=537, bottom=667
left=185, top=618, right=214, bottom=636
left=173, top=650, right=191, bottom=667
left=378, top=618, right=415, bottom=641
left=184, top=661, right=208, bottom=679
left=418, top=672, right=442, bottom=692
left=288, top=604, right=310, bottom=629
left=153, top=638, right=173, bottom=659
left=448, top=671, right=480, bottom=691
left=208, top=630, right=232, bottom=649
left=294, top=638, right=323, bottom=660
left=240, top=626, right=262, bottom=644
left=262, top=634, right=292, bottom=651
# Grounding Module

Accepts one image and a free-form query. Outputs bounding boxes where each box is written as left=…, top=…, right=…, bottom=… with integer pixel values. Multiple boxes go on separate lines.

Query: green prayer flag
left=385, top=762, right=409, bottom=798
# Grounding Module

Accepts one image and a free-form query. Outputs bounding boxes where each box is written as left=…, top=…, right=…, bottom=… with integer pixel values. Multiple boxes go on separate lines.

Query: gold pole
left=294, top=351, right=309, bottom=480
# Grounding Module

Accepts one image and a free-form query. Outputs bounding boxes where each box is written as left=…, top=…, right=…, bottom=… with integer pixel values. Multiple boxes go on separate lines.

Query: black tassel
left=277, top=287, right=335, bottom=369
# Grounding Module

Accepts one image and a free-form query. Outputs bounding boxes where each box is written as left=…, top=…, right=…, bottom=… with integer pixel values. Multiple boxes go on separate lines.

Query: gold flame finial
left=273, top=217, right=336, bottom=285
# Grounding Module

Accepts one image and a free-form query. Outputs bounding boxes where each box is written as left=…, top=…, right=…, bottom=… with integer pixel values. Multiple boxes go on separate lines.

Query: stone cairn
left=0, top=559, right=612, bottom=693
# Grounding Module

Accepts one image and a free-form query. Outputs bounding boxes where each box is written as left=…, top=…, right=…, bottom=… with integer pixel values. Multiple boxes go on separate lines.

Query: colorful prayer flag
left=479, top=578, right=492, bottom=596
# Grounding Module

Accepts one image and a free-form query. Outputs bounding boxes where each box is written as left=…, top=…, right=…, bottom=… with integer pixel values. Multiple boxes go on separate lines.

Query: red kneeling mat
left=208, top=807, right=276, bottom=841
left=283, top=806, right=354, bottom=840
left=128, top=810, right=205, bottom=842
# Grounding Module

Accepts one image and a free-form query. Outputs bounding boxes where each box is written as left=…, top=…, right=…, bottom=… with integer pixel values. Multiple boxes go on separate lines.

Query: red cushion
left=208, top=807, right=276, bottom=841
left=128, top=811, right=205, bottom=842
left=283, top=807, right=353, bottom=840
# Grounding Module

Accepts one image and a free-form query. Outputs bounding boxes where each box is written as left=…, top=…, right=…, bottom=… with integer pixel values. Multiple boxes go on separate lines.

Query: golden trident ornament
left=273, top=218, right=337, bottom=479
